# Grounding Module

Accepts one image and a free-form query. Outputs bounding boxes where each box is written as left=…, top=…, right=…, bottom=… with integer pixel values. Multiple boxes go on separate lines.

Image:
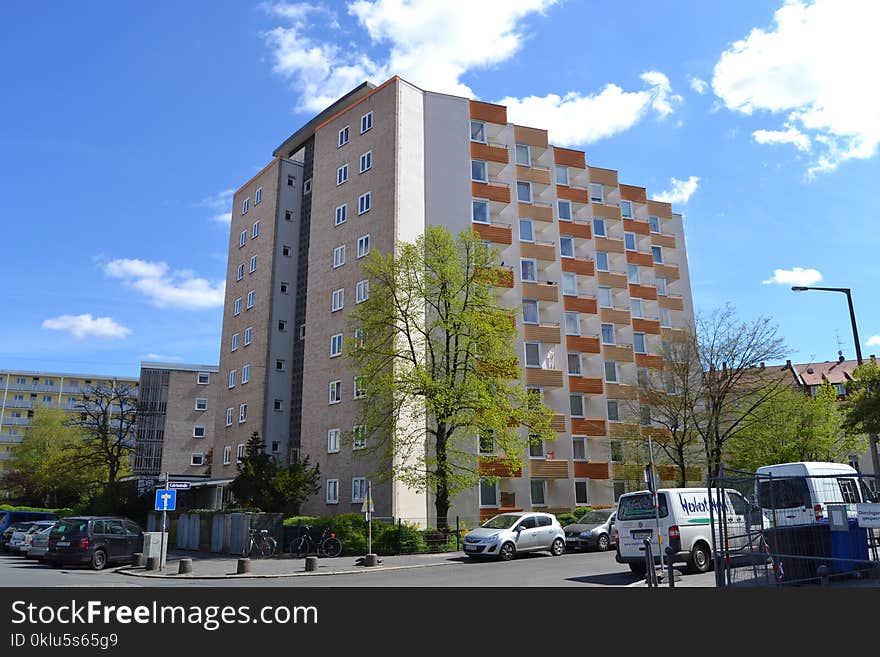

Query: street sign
left=167, top=481, right=191, bottom=490
left=154, top=488, right=177, bottom=512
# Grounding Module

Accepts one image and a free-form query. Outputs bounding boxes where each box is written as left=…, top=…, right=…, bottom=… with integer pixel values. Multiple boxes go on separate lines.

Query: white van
left=614, top=487, right=751, bottom=575
left=754, top=461, right=872, bottom=527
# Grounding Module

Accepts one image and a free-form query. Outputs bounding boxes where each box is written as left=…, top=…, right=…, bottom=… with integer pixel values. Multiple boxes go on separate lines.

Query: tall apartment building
left=214, top=76, right=695, bottom=525
left=0, top=369, right=139, bottom=478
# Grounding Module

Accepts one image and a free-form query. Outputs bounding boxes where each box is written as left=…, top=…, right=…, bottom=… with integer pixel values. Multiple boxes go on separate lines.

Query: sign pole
left=367, top=480, right=372, bottom=556
left=647, top=437, right=662, bottom=584
left=160, top=472, right=168, bottom=571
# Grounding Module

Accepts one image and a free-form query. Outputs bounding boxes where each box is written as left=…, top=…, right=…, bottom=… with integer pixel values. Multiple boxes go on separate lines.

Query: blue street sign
left=155, top=489, right=177, bottom=512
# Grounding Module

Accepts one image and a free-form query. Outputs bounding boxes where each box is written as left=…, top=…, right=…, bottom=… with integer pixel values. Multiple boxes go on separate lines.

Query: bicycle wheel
left=290, top=536, right=309, bottom=559
left=265, top=537, right=278, bottom=557
left=321, top=537, right=342, bottom=558
left=244, top=538, right=255, bottom=558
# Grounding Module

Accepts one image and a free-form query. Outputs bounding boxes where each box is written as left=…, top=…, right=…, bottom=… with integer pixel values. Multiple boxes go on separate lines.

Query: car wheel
left=499, top=542, right=516, bottom=561
left=629, top=562, right=647, bottom=576
left=596, top=534, right=610, bottom=552
left=550, top=538, right=565, bottom=556
left=687, top=542, right=711, bottom=574
left=90, top=549, right=108, bottom=571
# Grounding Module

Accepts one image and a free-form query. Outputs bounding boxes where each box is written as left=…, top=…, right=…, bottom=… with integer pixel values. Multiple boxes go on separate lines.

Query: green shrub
left=555, top=513, right=578, bottom=527
left=282, top=514, right=438, bottom=556
left=0, top=504, right=74, bottom=516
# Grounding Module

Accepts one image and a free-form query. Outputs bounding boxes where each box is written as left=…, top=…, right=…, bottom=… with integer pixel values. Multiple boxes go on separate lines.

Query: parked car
left=463, top=512, right=565, bottom=561
left=45, top=517, right=144, bottom=570
left=16, top=521, right=57, bottom=555
left=563, top=509, right=617, bottom=552
left=26, top=525, right=54, bottom=561
left=1, top=522, right=35, bottom=552
left=0, top=511, right=57, bottom=536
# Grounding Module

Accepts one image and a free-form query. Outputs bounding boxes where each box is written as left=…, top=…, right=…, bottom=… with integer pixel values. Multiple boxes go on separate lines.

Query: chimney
left=722, top=362, right=728, bottom=371
left=786, top=359, right=792, bottom=369
left=760, top=362, right=765, bottom=369
left=839, top=354, right=845, bottom=363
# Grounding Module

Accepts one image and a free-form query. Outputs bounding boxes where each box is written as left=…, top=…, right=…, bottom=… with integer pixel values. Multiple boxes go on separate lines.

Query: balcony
left=566, top=335, right=600, bottom=354
left=470, top=141, right=509, bottom=164
left=629, top=284, right=658, bottom=300
left=472, top=222, right=512, bottom=245
left=470, top=100, right=507, bottom=125
left=479, top=456, right=523, bottom=478
left=597, top=271, right=628, bottom=288
left=635, top=353, right=665, bottom=369
left=523, top=323, right=561, bottom=343
left=603, top=344, right=634, bottom=362
left=563, top=295, right=597, bottom=314
left=480, top=266, right=514, bottom=288
left=514, top=125, right=549, bottom=149
left=632, top=318, right=661, bottom=334
left=595, top=236, right=625, bottom=254
left=651, top=233, right=677, bottom=249
left=4, top=401, right=34, bottom=409
left=571, top=418, right=607, bottom=436
left=573, top=461, right=610, bottom=479
left=591, top=203, right=622, bottom=220
left=556, top=185, right=589, bottom=204
left=661, top=327, right=688, bottom=342
left=626, top=250, right=655, bottom=268
left=530, top=458, right=570, bottom=478
left=658, top=294, right=684, bottom=311
left=551, top=414, right=567, bottom=432
left=599, top=307, right=631, bottom=325
left=610, top=422, right=641, bottom=438
left=589, top=166, right=618, bottom=187
left=524, top=368, right=564, bottom=387
left=568, top=376, right=603, bottom=394
left=2, top=417, right=31, bottom=426
left=623, top=218, right=650, bottom=235
left=521, top=281, right=558, bottom=302
left=647, top=199, right=673, bottom=219
left=553, top=146, right=586, bottom=169
left=520, top=240, right=556, bottom=261
left=605, top=383, right=637, bottom=400
left=561, top=257, right=594, bottom=277
left=516, top=165, right=551, bottom=186
left=472, top=181, right=511, bottom=203
left=518, top=201, right=553, bottom=222
left=620, top=184, right=647, bottom=204
left=558, top=219, right=591, bottom=239
left=644, top=427, right=672, bottom=442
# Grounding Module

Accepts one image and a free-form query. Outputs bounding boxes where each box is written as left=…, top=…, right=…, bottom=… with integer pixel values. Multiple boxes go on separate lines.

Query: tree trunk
left=676, top=444, right=686, bottom=488
left=434, top=425, right=450, bottom=531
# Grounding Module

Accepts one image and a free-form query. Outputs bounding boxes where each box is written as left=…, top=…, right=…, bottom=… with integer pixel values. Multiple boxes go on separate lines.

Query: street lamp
left=791, top=285, right=878, bottom=480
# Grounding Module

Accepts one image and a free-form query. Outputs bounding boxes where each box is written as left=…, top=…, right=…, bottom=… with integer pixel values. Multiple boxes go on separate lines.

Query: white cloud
left=712, top=0, right=880, bottom=174
left=866, top=336, right=880, bottom=348
left=752, top=127, right=811, bottom=152
left=104, top=258, right=225, bottom=310
left=689, top=76, right=708, bottom=95
left=651, top=176, right=700, bottom=205
left=42, top=314, right=131, bottom=340
left=144, top=353, right=184, bottom=362
left=198, top=189, right=234, bottom=225
left=761, top=267, right=823, bottom=286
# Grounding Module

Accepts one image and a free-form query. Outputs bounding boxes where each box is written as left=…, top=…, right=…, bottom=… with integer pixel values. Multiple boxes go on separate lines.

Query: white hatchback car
left=463, top=512, right=565, bottom=561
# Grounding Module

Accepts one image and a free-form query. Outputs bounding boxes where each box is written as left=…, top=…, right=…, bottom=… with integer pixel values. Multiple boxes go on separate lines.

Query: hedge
left=283, top=514, right=431, bottom=556
left=0, top=505, right=74, bottom=517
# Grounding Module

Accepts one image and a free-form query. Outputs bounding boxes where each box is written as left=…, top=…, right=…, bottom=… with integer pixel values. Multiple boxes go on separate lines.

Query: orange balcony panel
left=573, top=461, right=610, bottom=479
left=591, top=203, right=622, bottom=220
left=470, top=141, right=509, bottom=164
left=566, top=335, right=600, bottom=354
left=472, top=223, right=512, bottom=245
left=651, top=233, right=677, bottom=249
left=595, top=236, right=625, bottom=254
left=521, top=281, right=558, bottom=302
left=479, top=457, right=522, bottom=478
left=572, top=418, right=607, bottom=436
left=563, top=295, right=597, bottom=314
left=558, top=220, right=591, bottom=239
left=556, top=185, right=589, bottom=203
left=633, top=318, right=662, bottom=335
left=530, top=459, right=570, bottom=478
left=490, top=267, right=514, bottom=288
left=514, top=125, right=549, bottom=149
left=516, top=165, right=551, bottom=185
left=524, top=368, right=564, bottom=387
left=597, top=271, right=628, bottom=289
left=609, top=422, right=640, bottom=438
left=523, top=324, right=561, bottom=343
left=520, top=241, right=556, bottom=261
left=626, top=251, right=655, bottom=268
left=518, top=202, right=553, bottom=222
left=659, top=295, right=684, bottom=311
left=654, top=263, right=680, bottom=281
left=647, top=200, right=673, bottom=218
left=551, top=414, right=567, bottom=432
left=481, top=506, right=524, bottom=521
left=561, top=258, right=595, bottom=277
left=635, top=353, right=665, bottom=369
left=661, top=327, right=688, bottom=342
left=620, top=184, right=647, bottom=204
left=623, top=218, right=650, bottom=235
left=472, top=181, right=511, bottom=203
left=645, top=427, right=672, bottom=442
left=606, top=384, right=637, bottom=401
left=603, top=344, right=634, bottom=362
left=552, top=146, right=586, bottom=169
left=470, top=100, right=507, bottom=125
left=589, top=166, right=618, bottom=187
left=568, top=376, right=603, bottom=394
left=629, top=284, right=658, bottom=301
left=599, top=308, right=630, bottom=325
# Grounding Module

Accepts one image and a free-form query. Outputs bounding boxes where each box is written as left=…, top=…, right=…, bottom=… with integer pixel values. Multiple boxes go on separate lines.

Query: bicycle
left=288, top=526, right=343, bottom=558
left=245, top=527, right=278, bottom=558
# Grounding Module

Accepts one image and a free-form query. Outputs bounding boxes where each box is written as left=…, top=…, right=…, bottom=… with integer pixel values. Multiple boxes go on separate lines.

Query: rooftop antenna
left=835, top=330, right=845, bottom=358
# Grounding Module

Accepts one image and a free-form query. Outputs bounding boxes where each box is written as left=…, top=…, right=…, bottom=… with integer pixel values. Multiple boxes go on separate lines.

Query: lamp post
left=791, top=285, right=879, bottom=479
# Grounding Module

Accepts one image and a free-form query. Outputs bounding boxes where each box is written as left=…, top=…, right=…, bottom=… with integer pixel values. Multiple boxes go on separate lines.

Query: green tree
left=70, top=381, right=138, bottom=485
left=842, top=360, right=880, bottom=436
left=347, top=226, right=555, bottom=529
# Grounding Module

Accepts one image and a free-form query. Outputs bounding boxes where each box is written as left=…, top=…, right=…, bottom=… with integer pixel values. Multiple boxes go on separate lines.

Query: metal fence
left=709, top=467, right=880, bottom=587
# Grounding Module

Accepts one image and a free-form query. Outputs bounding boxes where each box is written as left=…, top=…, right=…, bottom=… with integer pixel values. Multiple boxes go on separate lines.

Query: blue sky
left=2, top=0, right=878, bottom=377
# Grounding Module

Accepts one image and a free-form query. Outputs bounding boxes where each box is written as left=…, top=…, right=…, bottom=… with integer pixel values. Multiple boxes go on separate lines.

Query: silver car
left=563, top=510, right=616, bottom=552
left=463, top=512, right=565, bottom=561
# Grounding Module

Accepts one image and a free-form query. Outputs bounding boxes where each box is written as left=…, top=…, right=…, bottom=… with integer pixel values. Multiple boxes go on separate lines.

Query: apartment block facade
left=214, top=76, right=696, bottom=525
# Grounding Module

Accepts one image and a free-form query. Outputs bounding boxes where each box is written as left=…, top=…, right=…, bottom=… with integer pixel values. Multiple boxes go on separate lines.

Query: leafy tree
left=70, top=381, right=138, bottom=485
left=842, top=360, right=880, bottom=435
left=347, top=226, right=555, bottom=529
left=728, top=382, right=863, bottom=472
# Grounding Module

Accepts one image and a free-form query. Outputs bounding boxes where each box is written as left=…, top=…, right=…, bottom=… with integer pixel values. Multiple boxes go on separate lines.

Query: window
left=357, top=234, right=370, bottom=258
left=572, top=436, right=587, bottom=460
left=592, top=218, right=606, bottom=237
left=360, top=111, right=373, bottom=133
left=191, top=453, right=205, bottom=466
left=236, top=263, right=244, bottom=281
left=195, top=398, right=208, bottom=411
left=470, top=120, right=486, bottom=143
left=242, top=197, right=249, bottom=215
left=479, top=429, right=495, bottom=454
left=589, top=183, right=603, bottom=204
left=604, top=361, right=618, bottom=383
left=233, top=297, right=242, bottom=316
left=285, top=210, right=292, bottom=222
left=529, top=437, right=545, bottom=458
left=352, top=478, right=367, bottom=503
left=242, top=364, right=250, bottom=384
left=193, top=425, right=206, bottom=438
left=530, top=479, right=546, bottom=506
left=223, top=446, right=231, bottom=465
left=652, top=246, right=663, bottom=264
left=353, top=376, right=365, bottom=399
left=628, top=264, right=642, bottom=285
left=601, top=323, right=615, bottom=345
left=560, top=236, right=574, bottom=258
left=555, top=165, right=569, bottom=186
left=656, top=277, right=668, bottom=296
left=471, top=160, right=487, bottom=182
left=237, top=443, right=246, bottom=461
left=244, top=326, right=253, bottom=345
left=624, top=232, right=637, bottom=251
left=480, top=479, right=499, bottom=507
left=575, top=480, right=589, bottom=505
left=598, top=286, right=612, bottom=308
left=336, top=164, right=348, bottom=185
left=520, top=258, right=537, bottom=283
left=246, top=290, right=255, bottom=309
left=359, top=150, right=372, bottom=173
left=353, top=425, right=367, bottom=449
left=239, top=230, right=247, bottom=247
left=557, top=200, right=571, bottom=221
left=354, top=327, right=365, bottom=348
left=648, top=215, right=660, bottom=233
left=595, top=251, right=609, bottom=272
left=333, top=245, right=345, bottom=268
left=304, top=178, right=312, bottom=194
left=228, top=369, right=236, bottom=388
left=331, top=288, right=344, bottom=312
left=562, top=272, right=578, bottom=296
left=355, top=280, right=369, bottom=303
left=327, top=429, right=340, bottom=453
left=329, top=380, right=341, bottom=404
left=326, top=479, right=339, bottom=504
left=516, top=181, right=532, bottom=203
left=620, top=200, right=633, bottom=218
left=630, top=298, right=644, bottom=319
left=570, top=394, right=585, bottom=418
left=282, top=245, right=291, bottom=256
left=607, top=399, right=620, bottom=422
left=197, top=372, right=210, bottom=385
left=614, top=480, right=628, bottom=501
left=564, top=312, right=580, bottom=336
left=472, top=199, right=489, bottom=224
left=274, top=399, right=283, bottom=411
left=287, top=175, right=295, bottom=187
left=525, top=342, right=541, bottom=368
left=249, top=255, right=257, bottom=273
left=338, top=125, right=350, bottom=147
left=519, top=219, right=534, bottom=242
left=275, top=359, right=285, bottom=371
left=515, top=144, right=530, bottom=166
left=335, top=204, right=348, bottom=225
left=634, top=333, right=647, bottom=354
left=272, top=441, right=280, bottom=454
left=611, top=440, right=624, bottom=463
left=640, top=404, right=652, bottom=426
left=330, top=333, right=343, bottom=358
left=358, top=192, right=371, bottom=215
left=252, top=220, right=260, bottom=238
left=280, top=282, right=289, bottom=294
left=239, top=403, right=247, bottom=423
left=225, top=408, right=233, bottom=426
left=522, top=299, right=539, bottom=325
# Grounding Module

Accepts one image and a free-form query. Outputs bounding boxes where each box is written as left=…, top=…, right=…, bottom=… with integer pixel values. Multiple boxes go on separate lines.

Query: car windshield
left=576, top=511, right=611, bottom=524
left=618, top=493, right=669, bottom=520
left=52, top=520, right=88, bottom=536
left=481, top=514, right=522, bottom=529
left=757, top=478, right=811, bottom=509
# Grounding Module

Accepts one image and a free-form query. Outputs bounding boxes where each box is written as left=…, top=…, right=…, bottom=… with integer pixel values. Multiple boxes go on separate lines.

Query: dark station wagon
left=45, top=517, right=144, bottom=570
